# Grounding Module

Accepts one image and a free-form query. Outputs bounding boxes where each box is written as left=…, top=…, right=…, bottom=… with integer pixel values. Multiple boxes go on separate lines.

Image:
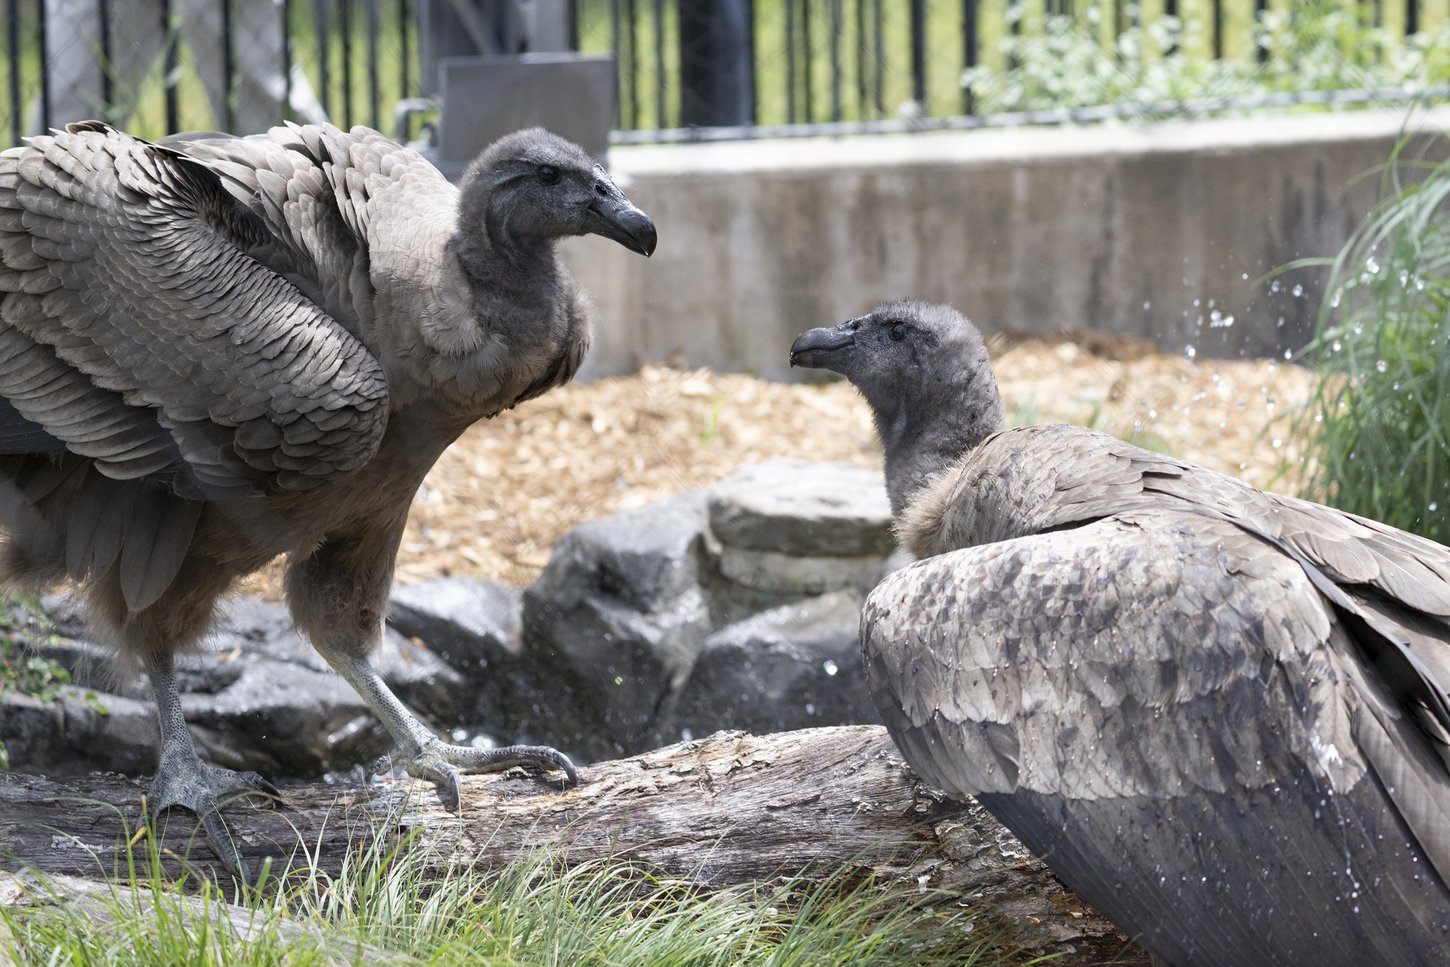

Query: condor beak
left=789, top=321, right=858, bottom=371
left=586, top=169, right=657, bottom=257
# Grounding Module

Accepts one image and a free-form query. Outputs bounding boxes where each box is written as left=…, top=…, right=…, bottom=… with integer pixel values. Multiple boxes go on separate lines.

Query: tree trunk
left=0, top=725, right=1149, bottom=964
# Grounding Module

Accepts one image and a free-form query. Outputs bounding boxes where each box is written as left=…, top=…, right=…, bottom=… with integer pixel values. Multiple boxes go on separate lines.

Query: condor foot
left=143, top=748, right=282, bottom=884
left=381, top=738, right=578, bottom=812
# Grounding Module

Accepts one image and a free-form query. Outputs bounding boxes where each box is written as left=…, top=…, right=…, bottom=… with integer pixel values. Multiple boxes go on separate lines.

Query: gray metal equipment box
left=433, top=53, right=616, bottom=181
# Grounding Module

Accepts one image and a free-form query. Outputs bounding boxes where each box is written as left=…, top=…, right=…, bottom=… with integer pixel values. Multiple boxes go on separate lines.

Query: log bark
left=0, top=725, right=1149, bottom=964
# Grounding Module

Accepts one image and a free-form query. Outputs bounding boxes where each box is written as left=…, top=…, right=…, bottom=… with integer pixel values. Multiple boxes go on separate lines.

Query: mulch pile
left=379, top=331, right=1319, bottom=589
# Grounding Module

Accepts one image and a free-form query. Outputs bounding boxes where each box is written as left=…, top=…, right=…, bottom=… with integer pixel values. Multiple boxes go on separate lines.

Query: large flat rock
left=707, top=459, right=894, bottom=557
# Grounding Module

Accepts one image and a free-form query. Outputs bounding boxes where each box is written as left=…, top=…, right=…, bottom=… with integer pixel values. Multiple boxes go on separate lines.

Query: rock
left=6, top=460, right=902, bottom=782
left=389, top=577, right=523, bottom=671
left=521, top=490, right=714, bottom=760
left=181, top=658, right=386, bottom=776
left=656, top=590, right=879, bottom=744
left=711, top=539, right=898, bottom=595
left=388, top=577, right=551, bottom=751
left=2, top=596, right=470, bottom=780
left=0, top=689, right=157, bottom=777
left=707, top=459, right=894, bottom=557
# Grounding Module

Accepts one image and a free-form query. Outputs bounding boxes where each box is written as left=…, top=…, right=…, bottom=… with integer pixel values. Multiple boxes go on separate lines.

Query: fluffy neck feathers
left=874, top=349, right=1005, bottom=518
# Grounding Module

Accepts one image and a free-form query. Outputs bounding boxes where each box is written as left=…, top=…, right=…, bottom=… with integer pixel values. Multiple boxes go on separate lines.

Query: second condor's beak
left=586, top=169, right=658, bottom=257
left=789, top=321, right=858, bottom=371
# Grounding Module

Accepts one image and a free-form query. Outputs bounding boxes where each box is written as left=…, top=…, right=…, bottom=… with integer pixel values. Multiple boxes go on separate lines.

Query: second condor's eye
left=889, top=324, right=907, bottom=342
left=537, top=165, right=561, bottom=185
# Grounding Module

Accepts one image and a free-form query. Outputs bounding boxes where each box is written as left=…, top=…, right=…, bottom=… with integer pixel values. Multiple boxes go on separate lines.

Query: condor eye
left=537, top=165, right=561, bottom=185
left=889, top=324, right=907, bottom=342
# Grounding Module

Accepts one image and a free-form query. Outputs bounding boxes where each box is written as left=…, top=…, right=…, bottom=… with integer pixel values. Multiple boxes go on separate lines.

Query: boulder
left=521, top=489, right=714, bottom=760
left=4, top=459, right=903, bottom=782
left=656, top=590, right=879, bottom=744
left=707, top=459, right=894, bottom=557
left=3, top=596, right=470, bottom=780
left=706, top=459, right=897, bottom=594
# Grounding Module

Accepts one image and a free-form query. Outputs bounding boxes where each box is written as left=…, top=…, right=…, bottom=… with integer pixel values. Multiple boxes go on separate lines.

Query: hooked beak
left=789, top=321, right=857, bottom=371
left=586, top=169, right=657, bottom=257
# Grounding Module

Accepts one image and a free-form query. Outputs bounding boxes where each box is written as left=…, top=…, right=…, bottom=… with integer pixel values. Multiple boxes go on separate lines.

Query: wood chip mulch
left=381, top=331, right=1318, bottom=589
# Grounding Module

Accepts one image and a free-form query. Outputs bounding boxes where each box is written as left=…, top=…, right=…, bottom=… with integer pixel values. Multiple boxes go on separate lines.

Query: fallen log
left=0, top=725, right=1149, bottom=964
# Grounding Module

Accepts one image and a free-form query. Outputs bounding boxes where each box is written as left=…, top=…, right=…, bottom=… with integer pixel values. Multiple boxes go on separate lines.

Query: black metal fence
left=1, top=0, right=1445, bottom=147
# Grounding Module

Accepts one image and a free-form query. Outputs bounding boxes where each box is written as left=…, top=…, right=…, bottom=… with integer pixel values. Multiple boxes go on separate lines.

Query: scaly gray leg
left=143, top=653, right=281, bottom=882
left=324, top=650, right=577, bottom=811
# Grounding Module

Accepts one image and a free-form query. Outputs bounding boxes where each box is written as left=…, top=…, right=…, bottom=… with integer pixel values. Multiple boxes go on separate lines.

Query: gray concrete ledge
left=562, top=106, right=1450, bottom=379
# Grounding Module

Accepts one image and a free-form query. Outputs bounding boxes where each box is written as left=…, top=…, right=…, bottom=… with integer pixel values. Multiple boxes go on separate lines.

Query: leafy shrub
left=1292, top=138, right=1450, bottom=544
left=961, top=0, right=1450, bottom=116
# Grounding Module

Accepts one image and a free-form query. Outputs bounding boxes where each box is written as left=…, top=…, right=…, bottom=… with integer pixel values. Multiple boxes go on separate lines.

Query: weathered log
left=0, top=725, right=1150, bottom=964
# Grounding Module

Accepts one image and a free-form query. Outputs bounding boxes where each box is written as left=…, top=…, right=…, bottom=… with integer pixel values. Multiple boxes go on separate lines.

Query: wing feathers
left=0, top=123, right=391, bottom=497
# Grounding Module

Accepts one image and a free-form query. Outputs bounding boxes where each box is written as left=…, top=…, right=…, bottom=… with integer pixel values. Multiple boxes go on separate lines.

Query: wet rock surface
left=2, top=460, right=900, bottom=778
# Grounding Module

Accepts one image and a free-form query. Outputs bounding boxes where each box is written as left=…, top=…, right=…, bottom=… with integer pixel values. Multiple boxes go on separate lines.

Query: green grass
left=1, top=818, right=1042, bottom=966
left=1286, top=136, right=1450, bottom=544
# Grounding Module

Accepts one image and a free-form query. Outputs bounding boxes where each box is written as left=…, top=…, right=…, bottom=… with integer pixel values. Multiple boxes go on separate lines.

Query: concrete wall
left=561, top=107, right=1450, bottom=381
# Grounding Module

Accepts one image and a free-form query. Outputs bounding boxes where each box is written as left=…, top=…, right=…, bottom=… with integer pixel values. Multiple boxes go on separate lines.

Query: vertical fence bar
left=7, top=0, right=20, bottom=144
left=1407, top=0, right=1418, bottom=33
left=282, top=0, right=293, bottom=121
left=853, top=0, right=867, bottom=119
left=872, top=0, right=883, bottom=115
left=785, top=0, right=796, bottom=123
left=1256, top=0, right=1269, bottom=62
left=399, top=0, right=411, bottom=102
left=1212, top=0, right=1223, bottom=58
left=747, top=0, right=757, bottom=122
left=162, top=0, right=179, bottom=131
left=314, top=0, right=330, bottom=120
left=625, top=0, right=639, bottom=128
left=340, top=0, right=353, bottom=128
left=963, top=0, right=978, bottom=114
left=98, top=0, right=112, bottom=121
left=221, top=0, right=235, bottom=130
left=802, top=0, right=813, bottom=120
left=828, top=0, right=841, bottom=121
left=609, top=0, right=622, bottom=126
left=653, top=0, right=666, bottom=128
left=37, top=0, right=49, bottom=130
left=366, top=0, right=379, bottom=129
left=909, top=0, right=926, bottom=112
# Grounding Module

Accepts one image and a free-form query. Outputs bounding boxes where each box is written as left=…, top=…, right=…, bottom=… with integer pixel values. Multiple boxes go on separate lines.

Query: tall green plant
left=1293, top=137, right=1450, bottom=544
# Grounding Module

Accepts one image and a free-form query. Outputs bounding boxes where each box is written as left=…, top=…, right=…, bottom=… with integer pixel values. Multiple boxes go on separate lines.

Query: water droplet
left=1184, top=345, right=1197, bottom=360
left=1376, top=360, right=1388, bottom=373
left=822, top=659, right=839, bottom=676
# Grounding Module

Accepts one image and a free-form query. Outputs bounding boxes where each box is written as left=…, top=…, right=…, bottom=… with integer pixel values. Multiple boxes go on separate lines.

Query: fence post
left=678, top=0, right=754, bottom=127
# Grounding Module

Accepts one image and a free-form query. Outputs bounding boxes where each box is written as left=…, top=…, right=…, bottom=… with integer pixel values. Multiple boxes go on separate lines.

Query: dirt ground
left=328, top=330, right=1319, bottom=592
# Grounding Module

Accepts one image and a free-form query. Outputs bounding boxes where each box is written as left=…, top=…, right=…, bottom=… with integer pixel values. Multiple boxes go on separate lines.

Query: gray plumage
left=790, top=301, right=1450, bottom=966
left=0, top=120, right=655, bottom=879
